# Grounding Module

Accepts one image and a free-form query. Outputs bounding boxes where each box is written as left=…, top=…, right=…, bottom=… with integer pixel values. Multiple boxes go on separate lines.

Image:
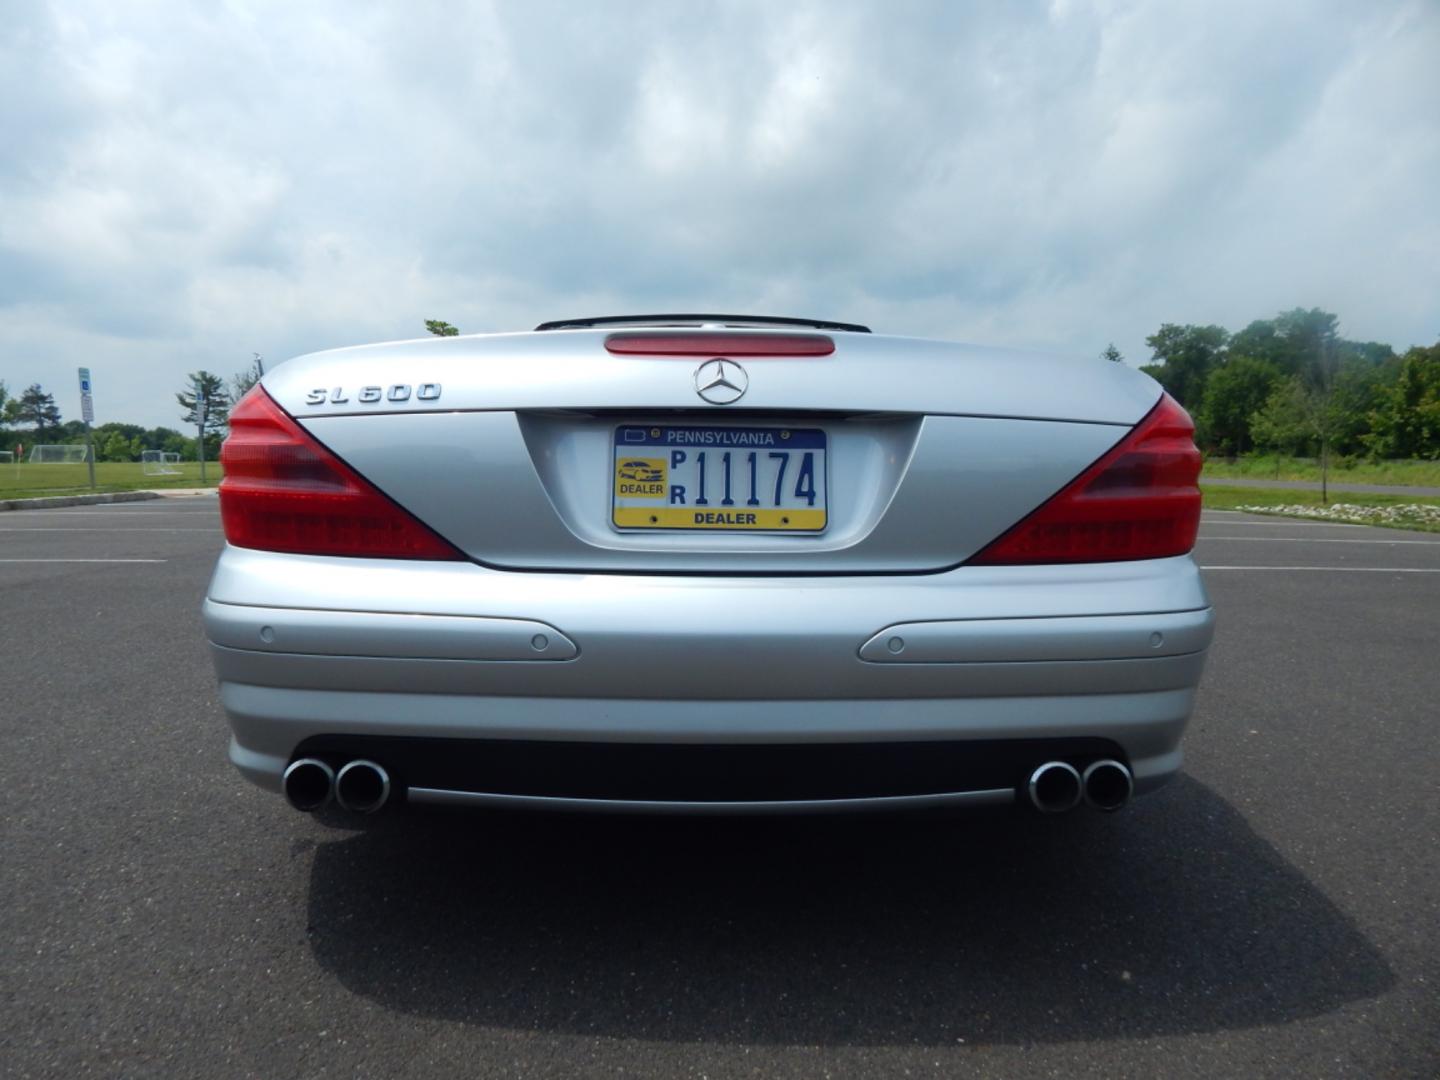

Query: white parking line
left=1201, top=565, right=1440, bottom=573
left=1198, top=536, right=1440, bottom=545
left=1198, top=519, right=1360, bottom=528
left=0, top=558, right=168, bottom=563
left=0, top=527, right=218, bottom=532
left=0, top=515, right=217, bottom=521
left=0, top=512, right=218, bottom=518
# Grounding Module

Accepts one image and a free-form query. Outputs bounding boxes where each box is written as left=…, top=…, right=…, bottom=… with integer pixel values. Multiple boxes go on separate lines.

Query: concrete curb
left=0, top=491, right=166, bottom=512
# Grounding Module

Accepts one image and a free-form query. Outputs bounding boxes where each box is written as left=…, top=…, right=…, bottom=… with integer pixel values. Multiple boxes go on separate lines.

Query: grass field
left=1202, top=484, right=1440, bottom=533
left=0, top=461, right=221, bottom=501
left=1202, top=454, right=1440, bottom=486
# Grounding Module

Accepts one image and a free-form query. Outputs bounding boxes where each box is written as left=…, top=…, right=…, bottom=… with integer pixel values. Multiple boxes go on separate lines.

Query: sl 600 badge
left=306, top=383, right=442, bottom=406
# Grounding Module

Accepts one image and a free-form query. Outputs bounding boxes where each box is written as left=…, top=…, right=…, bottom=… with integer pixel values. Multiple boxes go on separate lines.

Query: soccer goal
left=141, top=450, right=183, bottom=476
left=29, top=444, right=92, bottom=464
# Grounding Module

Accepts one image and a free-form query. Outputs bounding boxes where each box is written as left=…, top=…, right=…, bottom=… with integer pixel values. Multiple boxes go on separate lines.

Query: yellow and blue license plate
left=612, top=425, right=828, bottom=531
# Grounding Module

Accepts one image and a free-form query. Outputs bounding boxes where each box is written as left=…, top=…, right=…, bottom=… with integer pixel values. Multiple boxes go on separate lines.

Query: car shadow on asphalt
left=302, top=775, right=1392, bottom=1046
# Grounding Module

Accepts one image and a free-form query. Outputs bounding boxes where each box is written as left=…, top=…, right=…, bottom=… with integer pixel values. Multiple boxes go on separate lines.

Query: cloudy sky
left=2, top=0, right=1436, bottom=430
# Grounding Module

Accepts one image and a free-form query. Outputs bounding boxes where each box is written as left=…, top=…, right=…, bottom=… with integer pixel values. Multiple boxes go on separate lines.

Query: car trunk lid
left=254, top=328, right=1161, bottom=573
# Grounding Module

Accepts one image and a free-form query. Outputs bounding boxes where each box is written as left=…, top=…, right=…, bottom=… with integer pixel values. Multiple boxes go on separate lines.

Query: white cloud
left=1, top=0, right=1436, bottom=428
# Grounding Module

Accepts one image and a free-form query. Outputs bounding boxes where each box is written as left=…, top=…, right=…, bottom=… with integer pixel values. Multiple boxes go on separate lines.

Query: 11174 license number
left=611, top=425, right=828, bottom=532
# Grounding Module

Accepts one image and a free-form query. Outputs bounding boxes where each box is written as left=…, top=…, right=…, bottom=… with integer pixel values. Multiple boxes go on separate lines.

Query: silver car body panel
left=267, top=328, right=1166, bottom=573
left=263, top=329, right=1159, bottom=424
left=207, top=325, right=1213, bottom=811
left=302, top=410, right=1126, bottom=572
left=207, top=546, right=1212, bottom=802
left=205, top=605, right=577, bottom=662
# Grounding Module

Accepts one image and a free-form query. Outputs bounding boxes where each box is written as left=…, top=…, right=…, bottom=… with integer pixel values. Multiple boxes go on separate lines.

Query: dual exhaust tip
left=282, top=758, right=391, bottom=814
left=1027, top=759, right=1133, bottom=814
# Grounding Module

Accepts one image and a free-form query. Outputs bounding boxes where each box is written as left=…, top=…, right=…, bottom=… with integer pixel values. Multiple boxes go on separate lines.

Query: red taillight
left=604, top=332, right=834, bottom=356
left=968, top=393, right=1202, bottom=565
left=218, top=386, right=464, bottom=560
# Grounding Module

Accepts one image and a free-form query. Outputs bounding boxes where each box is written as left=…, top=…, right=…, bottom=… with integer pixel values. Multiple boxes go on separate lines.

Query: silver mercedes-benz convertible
left=205, top=314, right=1213, bottom=817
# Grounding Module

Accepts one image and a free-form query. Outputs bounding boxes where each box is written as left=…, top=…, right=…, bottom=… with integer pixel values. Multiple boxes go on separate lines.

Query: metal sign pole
left=197, top=392, right=207, bottom=485
left=78, top=367, right=96, bottom=489
left=83, top=423, right=96, bottom=488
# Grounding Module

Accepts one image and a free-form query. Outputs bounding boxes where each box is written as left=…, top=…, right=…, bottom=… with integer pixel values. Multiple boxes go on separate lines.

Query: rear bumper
left=205, top=547, right=1213, bottom=808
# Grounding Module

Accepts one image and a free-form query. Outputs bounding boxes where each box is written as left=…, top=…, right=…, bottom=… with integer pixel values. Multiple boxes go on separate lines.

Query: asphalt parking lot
left=2, top=497, right=1437, bottom=1078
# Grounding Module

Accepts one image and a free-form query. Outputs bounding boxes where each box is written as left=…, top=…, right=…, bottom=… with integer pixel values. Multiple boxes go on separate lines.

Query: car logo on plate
left=694, top=359, right=747, bottom=405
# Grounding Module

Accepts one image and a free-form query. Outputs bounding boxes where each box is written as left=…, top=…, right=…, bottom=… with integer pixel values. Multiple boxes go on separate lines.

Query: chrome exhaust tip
left=282, top=758, right=335, bottom=812
left=1026, top=761, right=1082, bottom=814
left=1082, top=759, right=1134, bottom=812
left=335, top=760, right=392, bottom=814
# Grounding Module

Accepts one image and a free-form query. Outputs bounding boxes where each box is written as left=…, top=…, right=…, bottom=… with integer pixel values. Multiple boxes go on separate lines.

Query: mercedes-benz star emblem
left=694, top=358, right=747, bottom=405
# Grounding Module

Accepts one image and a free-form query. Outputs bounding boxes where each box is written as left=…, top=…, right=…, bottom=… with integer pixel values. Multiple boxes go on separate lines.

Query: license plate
left=612, top=425, right=828, bottom=531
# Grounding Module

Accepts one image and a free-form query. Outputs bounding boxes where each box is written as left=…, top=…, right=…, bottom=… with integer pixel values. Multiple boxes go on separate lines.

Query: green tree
left=150, top=427, right=189, bottom=455
left=0, top=381, right=11, bottom=455
left=177, top=371, right=230, bottom=481
left=92, top=423, right=146, bottom=462
left=1251, top=377, right=1315, bottom=455
left=1228, top=318, right=1304, bottom=376
left=1339, top=340, right=1396, bottom=368
left=1365, top=344, right=1440, bottom=459
left=1330, top=352, right=1397, bottom=455
left=57, top=419, right=89, bottom=443
left=1230, top=311, right=1395, bottom=455
left=15, top=384, right=62, bottom=437
left=177, top=371, right=231, bottom=431
left=98, top=430, right=140, bottom=462
left=1274, top=308, right=1340, bottom=370
left=1197, top=357, right=1282, bottom=455
left=1284, top=309, right=1343, bottom=497
left=231, top=354, right=264, bottom=403
left=1140, top=324, right=1229, bottom=410
left=1101, top=343, right=1122, bottom=363
left=1250, top=375, right=1347, bottom=501
left=93, top=421, right=146, bottom=443
left=425, top=319, right=460, bottom=337
left=148, top=427, right=184, bottom=453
